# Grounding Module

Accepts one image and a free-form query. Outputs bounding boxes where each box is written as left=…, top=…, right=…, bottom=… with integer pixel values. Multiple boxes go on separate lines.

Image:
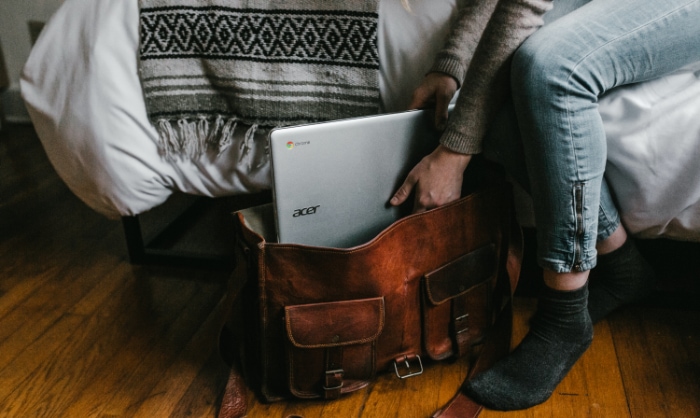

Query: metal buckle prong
left=393, top=354, right=424, bottom=379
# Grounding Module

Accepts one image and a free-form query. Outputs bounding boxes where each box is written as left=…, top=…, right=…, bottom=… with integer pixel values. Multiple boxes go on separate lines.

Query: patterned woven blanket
left=138, top=0, right=380, bottom=158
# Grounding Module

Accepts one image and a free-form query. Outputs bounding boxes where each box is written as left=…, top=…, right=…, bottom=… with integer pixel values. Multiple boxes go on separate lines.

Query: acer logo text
left=293, top=205, right=320, bottom=217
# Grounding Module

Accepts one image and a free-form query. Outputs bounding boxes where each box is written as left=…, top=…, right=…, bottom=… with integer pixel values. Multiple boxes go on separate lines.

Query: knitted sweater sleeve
left=430, top=0, right=501, bottom=86
left=439, top=0, right=554, bottom=155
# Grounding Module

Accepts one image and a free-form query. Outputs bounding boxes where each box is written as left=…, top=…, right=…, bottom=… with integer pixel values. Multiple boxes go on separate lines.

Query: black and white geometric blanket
left=138, top=0, right=380, bottom=158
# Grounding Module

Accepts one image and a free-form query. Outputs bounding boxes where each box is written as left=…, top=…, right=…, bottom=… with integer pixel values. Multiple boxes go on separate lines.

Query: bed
left=20, top=0, right=700, bottom=242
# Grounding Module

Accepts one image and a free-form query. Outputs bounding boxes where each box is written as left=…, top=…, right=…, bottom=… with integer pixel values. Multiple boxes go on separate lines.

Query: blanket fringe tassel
left=155, top=116, right=242, bottom=160
left=239, top=124, right=258, bottom=170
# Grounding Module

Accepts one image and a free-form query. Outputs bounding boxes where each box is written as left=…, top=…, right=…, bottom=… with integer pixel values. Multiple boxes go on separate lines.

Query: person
left=391, top=0, right=700, bottom=410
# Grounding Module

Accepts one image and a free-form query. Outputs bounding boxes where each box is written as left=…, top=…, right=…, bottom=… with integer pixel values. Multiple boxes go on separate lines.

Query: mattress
left=20, top=0, right=700, bottom=241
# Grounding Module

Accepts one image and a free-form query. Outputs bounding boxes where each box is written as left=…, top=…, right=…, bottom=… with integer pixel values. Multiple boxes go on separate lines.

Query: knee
left=511, top=30, right=603, bottom=103
left=511, top=34, right=568, bottom=101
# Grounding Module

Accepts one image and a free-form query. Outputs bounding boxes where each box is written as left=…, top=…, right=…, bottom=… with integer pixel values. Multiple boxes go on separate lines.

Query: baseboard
left=1, top=86, right=31, bottom=124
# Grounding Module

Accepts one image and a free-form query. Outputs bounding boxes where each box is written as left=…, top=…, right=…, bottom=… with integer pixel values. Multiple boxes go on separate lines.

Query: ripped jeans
left=483, top=0, right=700, bottom=273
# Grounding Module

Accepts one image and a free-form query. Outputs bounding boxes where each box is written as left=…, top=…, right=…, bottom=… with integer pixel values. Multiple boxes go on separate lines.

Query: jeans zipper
left=573, top=183, right=584, bottom=271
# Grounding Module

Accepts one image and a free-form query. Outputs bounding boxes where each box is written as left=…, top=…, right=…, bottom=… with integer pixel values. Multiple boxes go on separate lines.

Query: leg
left=517, top=0, right=700, bottom=275
left=467, top=0, right=700, bottom=410
left=485, top=100, right=656, bottom=325
left=588, top=225, right=656, bottom=323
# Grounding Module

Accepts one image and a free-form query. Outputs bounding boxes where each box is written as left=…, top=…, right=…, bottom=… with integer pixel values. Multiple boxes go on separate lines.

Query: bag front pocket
left=422, top=244, right=498, bottom=361
left=284, top=297, right=385, bottom=399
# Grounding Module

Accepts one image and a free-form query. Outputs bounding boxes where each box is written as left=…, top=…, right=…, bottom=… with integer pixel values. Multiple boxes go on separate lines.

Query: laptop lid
left=269, top=108, right=442, bottom=248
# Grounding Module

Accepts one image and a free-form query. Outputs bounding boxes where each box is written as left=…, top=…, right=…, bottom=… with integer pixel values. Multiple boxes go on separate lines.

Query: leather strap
left=323, top=347, right=345, bottom=399
left=431, top=301, right=513, bottom=418
left=218, top=358, right=248, bottom=418
left=431, top=206, right=523, bottom=418
left=216, top=237, right=252, bottom=418
left=450, top=293, right=472, bottom=358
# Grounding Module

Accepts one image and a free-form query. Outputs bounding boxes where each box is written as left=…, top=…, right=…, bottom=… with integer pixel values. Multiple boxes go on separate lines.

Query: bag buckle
left=323, top=368, right=345, bottom=391
left=393, top=354, right=423, bottom=379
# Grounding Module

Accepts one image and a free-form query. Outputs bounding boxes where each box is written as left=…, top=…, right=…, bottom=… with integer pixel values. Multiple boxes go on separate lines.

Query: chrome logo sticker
left=286, top=140, right=310, bottom=150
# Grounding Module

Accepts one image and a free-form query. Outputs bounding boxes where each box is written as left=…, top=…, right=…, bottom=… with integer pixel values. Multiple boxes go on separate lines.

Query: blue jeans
left=483, top=0, right=700, bottom=273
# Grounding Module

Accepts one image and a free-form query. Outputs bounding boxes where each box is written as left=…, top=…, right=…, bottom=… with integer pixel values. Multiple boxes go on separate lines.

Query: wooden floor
left=1, top=123, right=698, bottom=418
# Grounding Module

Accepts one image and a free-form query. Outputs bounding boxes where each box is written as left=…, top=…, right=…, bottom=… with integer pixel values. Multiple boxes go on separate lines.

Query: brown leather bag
left=219, top=180, right=523, bottom=418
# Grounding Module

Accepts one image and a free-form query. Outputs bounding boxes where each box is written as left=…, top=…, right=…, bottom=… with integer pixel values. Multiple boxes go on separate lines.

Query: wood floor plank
left=3, top=123, right=699, bottom=417
left=0, top=265, right=59, bottom=337
left=0, top=311, right=85, bottom=412
left=423, top=357, right=472, bottom=414
left=0, top=257, right=121, bottom=373
left=609, top=307, right=700, bottom=418
left=361, top=370, right=427, bottom=418
left=572, top=320, right=631, bottom=417
left=68, top=278, right=224, bottom=418
left=245, top=398, right=296, bottom=418
left=61, top=278, right=215, bottom=417
left=0, top=212, right=113, bottom=322
left=131, top=291, right=228, bottom=418
left=168, top=349, right=228, bottom=418
left=0, top=272, right=141, bottom=417
left=0, top=264, right=119, bottom=380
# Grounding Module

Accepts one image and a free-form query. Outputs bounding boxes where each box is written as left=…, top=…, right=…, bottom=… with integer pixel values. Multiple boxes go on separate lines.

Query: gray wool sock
left=588, top=239, right=656, bottom=324
left=464, top=283, right=593, bottom=411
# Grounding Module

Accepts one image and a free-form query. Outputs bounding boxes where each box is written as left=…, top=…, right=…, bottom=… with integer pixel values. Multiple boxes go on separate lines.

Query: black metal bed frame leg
left=120, top=212, right=233, bottom=270
left=120, top=191, right=272, bottom=270
left=122, top=215, right=148, bottom=265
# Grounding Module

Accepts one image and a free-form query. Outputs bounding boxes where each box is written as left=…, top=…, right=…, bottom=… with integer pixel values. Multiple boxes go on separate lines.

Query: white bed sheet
left=20, top=0, right=457, bottom=219
left=20, top=0, right=700, bottom=241
left=601, top=63, right=700, bottom=241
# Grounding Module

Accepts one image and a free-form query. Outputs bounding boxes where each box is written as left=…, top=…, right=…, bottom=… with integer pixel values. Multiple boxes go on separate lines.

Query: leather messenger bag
left=218, top=180, right=523, bottom=418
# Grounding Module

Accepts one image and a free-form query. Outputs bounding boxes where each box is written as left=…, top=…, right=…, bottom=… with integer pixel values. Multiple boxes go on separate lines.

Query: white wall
left=0, top=0, right=66, bottom=122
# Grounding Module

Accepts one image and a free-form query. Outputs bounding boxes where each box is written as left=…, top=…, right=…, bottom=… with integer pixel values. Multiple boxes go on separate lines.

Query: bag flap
left=424, top=244, right=497, bottom=305
left=285, top=297, right=385, bottom=348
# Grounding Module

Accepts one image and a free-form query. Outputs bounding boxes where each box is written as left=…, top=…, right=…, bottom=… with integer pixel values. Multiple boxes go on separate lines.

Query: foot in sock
left=464, top=284, right=593, bottom=410
left=588, top=239, right=656, bottom=323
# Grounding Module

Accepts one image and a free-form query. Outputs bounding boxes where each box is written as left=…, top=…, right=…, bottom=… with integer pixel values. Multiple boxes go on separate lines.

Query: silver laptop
left=269, top=109, right=442, bottom=248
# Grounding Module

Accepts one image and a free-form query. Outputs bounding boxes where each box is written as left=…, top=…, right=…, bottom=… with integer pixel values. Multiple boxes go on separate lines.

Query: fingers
left=434, top=92, right=451, bottom=132
left=411, top=194, right=430, bottom=214
left=408, top=88, right=432, bottom=111
left=390, top=175, right=416, bottom=207
left=409, top=73, right=458, bottom=130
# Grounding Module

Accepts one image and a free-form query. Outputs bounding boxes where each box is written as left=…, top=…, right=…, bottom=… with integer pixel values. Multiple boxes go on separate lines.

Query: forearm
left=430, top=0, right=500, bottom=86
left=441, top=0, right=553, bottom=155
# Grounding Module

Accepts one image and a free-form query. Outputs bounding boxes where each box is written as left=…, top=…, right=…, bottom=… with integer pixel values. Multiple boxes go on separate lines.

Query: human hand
left=390, top=145, right=472, bottom=213
left=408, top=72, right=459, bottom=131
